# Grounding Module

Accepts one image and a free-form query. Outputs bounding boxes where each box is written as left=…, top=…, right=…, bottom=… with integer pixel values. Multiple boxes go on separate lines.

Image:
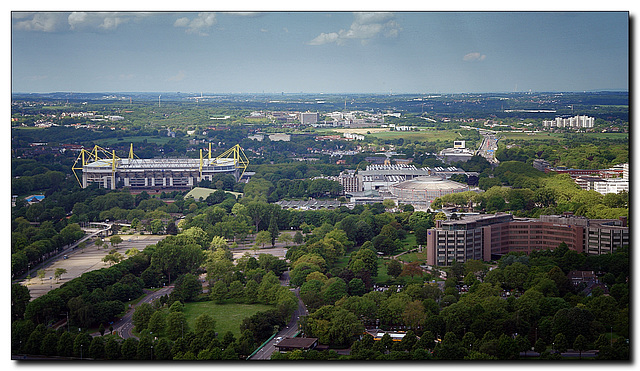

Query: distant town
left=11, top=91, right=629, bottom=361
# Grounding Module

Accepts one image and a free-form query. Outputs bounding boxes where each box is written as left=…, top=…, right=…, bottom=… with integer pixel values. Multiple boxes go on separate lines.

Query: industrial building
left=425, top=212, right=628, bottom=266
left=72, top=144, right=249, bottom=190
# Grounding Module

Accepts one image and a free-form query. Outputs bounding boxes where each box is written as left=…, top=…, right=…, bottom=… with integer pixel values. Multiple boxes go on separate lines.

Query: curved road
left=93, top=285, right=174, bottom=339
left=249, top=271, right=309, bottom=360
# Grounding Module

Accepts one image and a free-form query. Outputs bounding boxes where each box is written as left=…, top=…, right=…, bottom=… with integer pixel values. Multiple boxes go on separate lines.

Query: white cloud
left=308, top=32, right=340, bottom=46
left=12, top=12, right=67, bottom=32
left=463, top=52, right=487, bottom=62
left=308, top=12, right=400, bottom=46
left=174, top=12, right=217, bottom=36
left=67, top=12, right=145, bottom=31
left=226, top=12, right=262, bottom=17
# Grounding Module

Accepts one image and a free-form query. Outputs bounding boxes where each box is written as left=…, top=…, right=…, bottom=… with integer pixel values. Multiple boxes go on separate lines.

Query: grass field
left=397, top=251, right=428, bottom=264
left=183, top=301, right=274, bottom=337
left=375, top=259, right=391, bottom=285
left=369, top=129, right=471, bottom=143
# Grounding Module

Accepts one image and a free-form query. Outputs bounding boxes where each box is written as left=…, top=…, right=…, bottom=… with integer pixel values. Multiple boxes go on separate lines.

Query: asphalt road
left=249, top=271, right=309, bottom=360
left=94, top=285, right=175, bottom=339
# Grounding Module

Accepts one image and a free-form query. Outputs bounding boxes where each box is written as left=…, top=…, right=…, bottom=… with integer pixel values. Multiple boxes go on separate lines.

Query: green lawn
left=375, top=259, right=391, bottom=285
left=182, top=301, right=274, bottom=337
left=398, top=251, right=428, bottom=264
left=371, top=129, right=475, bottom=143
left=334, top=254, right=351, bottom=270
left=399, top=234, right=417, bottom=252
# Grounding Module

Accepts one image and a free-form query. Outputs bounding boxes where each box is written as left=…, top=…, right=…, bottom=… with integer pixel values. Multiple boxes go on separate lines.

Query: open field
left=331, top=128, right=390, bottom=134
left=21, top=234, right=166, bottom=300
left=183, top=301, right=274, bottom=337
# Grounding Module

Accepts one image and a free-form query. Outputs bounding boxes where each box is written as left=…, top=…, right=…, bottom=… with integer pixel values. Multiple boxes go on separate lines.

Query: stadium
left=72, top=143, right=249, bottom=190
left=389, top=176, right=470, bottom=208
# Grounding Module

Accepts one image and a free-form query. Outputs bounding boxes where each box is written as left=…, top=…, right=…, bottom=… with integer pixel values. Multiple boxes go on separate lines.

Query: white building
left=593, top=179, right=629, bottom=195
left=300, top=112, right=319, bottom=125
left=268, top=133, right=291, bottom=142
left=543, top=115, right=595, bottom=129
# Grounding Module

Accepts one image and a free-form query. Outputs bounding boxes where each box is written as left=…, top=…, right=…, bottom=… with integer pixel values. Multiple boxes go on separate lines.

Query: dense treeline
left=432, top=171, right=628, bottom=220
left=496, top=141, right=628, bottom=170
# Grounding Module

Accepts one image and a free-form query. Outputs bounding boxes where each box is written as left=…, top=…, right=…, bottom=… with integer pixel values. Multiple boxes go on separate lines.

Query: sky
left=10, top=9, right=630, bottom=94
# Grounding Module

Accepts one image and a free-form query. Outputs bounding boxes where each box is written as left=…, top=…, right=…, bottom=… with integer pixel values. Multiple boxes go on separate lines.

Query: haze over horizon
left=11, top=12, right=629, bottom=95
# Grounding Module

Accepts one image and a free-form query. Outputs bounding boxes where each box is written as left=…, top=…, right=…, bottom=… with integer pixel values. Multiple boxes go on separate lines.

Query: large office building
left=425, top=212, right=628, bottom=266
left=300, top=112, right=319, bottom=125
left=73, top=144, right=249, bottom=190
left=543, top=115, right=595, bottom=129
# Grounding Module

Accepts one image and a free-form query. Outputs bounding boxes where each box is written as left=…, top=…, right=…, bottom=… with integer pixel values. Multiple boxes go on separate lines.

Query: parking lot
left=21, top=234, right=167, bottom=300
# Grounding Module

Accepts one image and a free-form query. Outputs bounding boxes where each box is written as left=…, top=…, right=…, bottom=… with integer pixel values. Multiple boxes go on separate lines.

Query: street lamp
left=151, top=345, right=153, bottom=360
left=611, top=326, right=613, bottom=347
left=80, top=344, right=83, bottom=360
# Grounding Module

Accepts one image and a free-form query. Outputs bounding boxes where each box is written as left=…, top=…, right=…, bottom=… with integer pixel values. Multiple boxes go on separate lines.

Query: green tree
left=268, top=214, right=279, bottom=246
left=109, top=235, right=123, bottom=248
left=573, top=334, right=589, bottom=359
left=254, top=230, right=271, bottom=249
left=37, top=269, right=45, bottom=283
left=40, top=332, right=59, bottom=356
left=73, top=332, right=92, bottom=358
left=194, top=313, right=216, bottom=336
left=120, top=338, right=139, bottom=360
left=386, top=259, right=403, bottom=278
left=302, top=305, right=364, bottom=348
left=293, top=231, right=304, bottom=244
left=147, top=310, right=166, bottom=336
left=132, top=303, right=154, bottom=332
left=11, top=284, right=30, bottom=320
left=277, top=233, right=293, bottom=246
left=321, top=277, right=348, bottom=305
left=211, top=280, right=228, bottom=303
left=553, top=333, right=568, bottom=354
left=104, top=337, right=121, bottom=360
left=165, top=311, right=189, bottom=340
left=89, top=336, right=105, bottom=359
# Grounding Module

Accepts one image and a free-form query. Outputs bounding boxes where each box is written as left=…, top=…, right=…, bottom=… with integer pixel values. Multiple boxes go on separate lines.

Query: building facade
left=300, top=112, right=319, bottom=125
left=425, top=213, right=628, bottom=266
left=543, top=115, right=595, bottom=129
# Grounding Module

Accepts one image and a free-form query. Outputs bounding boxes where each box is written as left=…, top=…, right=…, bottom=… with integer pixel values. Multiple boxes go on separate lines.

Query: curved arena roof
left=390, top=176, right=470, bottom=206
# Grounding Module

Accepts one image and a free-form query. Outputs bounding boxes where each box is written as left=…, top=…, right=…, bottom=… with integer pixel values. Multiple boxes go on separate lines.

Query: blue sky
left=11, top=11, right=629, bottom=94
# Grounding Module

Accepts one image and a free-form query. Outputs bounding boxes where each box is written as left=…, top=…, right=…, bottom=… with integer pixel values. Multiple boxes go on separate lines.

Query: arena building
left=73, top=144, right=249, bottom=190
left=358, top=164, right=432, bottom=192
left=389, top=176, right=470, bottom=208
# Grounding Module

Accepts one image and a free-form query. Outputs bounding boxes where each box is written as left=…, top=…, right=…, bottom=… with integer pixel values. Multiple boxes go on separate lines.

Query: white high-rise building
left=543, top=115, right=594, bottom=129
left=300, top=112, right=319, bottom=124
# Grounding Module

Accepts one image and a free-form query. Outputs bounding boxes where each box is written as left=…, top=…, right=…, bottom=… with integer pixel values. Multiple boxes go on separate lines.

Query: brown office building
left=426, top=213, right=628, bottom=266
